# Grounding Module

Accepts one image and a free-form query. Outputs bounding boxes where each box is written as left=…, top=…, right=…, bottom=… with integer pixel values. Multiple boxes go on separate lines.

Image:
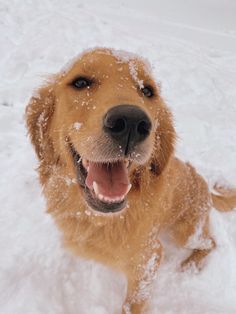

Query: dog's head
left=26, top=48, right=175, bottom=214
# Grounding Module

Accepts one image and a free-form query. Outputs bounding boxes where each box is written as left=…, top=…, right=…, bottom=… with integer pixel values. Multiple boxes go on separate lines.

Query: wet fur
left=26, top=48, right=236, bottom=313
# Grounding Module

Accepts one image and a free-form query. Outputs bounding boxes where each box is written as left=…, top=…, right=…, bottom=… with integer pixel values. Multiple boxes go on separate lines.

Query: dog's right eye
left=71, top=77, right=92, bottom=89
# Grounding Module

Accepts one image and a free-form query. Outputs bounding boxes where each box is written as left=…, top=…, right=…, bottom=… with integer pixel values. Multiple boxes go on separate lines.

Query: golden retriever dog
left=26, top=48, right=236, bottom=313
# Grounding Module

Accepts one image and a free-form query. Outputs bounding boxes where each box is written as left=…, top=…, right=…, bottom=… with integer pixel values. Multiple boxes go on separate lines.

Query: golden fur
left=26, top=48, right=236, bottom=313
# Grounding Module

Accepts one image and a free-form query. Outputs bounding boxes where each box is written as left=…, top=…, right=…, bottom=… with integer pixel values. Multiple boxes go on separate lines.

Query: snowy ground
left=1, top=0, right=236, bottom=313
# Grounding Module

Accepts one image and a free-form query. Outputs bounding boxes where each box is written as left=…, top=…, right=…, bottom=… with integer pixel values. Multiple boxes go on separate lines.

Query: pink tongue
left=85, top=161, right=130, bottom=198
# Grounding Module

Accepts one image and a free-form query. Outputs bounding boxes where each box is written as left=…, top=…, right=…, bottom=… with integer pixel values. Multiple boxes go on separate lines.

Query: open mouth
left=70, top=145, right=132, bottom=213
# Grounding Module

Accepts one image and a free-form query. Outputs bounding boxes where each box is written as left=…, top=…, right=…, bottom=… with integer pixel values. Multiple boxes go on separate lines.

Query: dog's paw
left=180, top=259, right=202, bottom=274
left=180, top=249, right=207, bottom=273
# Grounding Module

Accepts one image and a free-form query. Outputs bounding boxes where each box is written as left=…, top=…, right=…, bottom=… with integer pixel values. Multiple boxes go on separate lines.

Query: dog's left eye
left=71, top=77, right=92, bottom=89
left=141, top=86, right=154, bottom=98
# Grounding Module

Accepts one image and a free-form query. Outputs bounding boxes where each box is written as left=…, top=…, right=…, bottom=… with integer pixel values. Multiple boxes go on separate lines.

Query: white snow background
left=0, top=0, right=236, bottom=313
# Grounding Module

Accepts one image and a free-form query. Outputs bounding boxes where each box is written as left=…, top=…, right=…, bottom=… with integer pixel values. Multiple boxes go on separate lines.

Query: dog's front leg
left=122, top=242, right=162, bottom=314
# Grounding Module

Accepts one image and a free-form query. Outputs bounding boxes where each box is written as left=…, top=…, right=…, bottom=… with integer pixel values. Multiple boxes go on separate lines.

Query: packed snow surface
left=0, top=0, right=236, bottom=313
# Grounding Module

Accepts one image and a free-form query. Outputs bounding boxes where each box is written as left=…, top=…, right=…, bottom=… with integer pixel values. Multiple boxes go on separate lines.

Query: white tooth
left=98, top=194, right=105, bottom=202
left=93, top=181, right=99, bottom=196
left=104, top=197, right=111, bottom=203
left=126, top=184, right=132, bottom=194
left=107, top=197, right=114, bottom=203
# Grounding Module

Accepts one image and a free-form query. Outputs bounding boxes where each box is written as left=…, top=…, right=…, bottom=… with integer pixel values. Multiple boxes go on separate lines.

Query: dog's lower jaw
left=84, top=204, right=128, bottom=218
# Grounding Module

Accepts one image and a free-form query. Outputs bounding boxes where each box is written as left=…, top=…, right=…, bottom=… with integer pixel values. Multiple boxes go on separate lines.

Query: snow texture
left=1, top=0, right=236, bottom=313
left=73, top=122, right=82, bottom=130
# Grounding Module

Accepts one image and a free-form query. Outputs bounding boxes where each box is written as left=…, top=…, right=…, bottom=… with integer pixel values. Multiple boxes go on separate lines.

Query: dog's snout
left=103, top=105, right=152, bottom=154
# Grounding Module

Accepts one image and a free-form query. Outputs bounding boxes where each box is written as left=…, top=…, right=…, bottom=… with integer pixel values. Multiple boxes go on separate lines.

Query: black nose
left=103, top=104, right=152, bottom=155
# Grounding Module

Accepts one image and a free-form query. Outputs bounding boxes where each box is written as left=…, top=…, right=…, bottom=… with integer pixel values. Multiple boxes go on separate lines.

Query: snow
left=0, top=0, right=236, bottom=313
left=73, top=122, right=82, bottom=130
left=128, top=61, right=144, bottom=89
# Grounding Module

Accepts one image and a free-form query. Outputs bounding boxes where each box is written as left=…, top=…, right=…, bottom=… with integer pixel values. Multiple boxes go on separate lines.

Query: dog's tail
left=211, top=185, right=236, bottom=212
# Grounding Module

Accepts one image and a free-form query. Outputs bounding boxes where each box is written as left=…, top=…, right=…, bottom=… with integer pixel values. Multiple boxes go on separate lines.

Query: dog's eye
left=141, top=85, right=154, bottom=98
left=71, top=77, right=92, bottom=89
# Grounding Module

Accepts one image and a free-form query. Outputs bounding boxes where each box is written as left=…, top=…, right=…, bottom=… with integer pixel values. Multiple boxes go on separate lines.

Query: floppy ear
left=25, top=84, right=55, bottom=166
left=150, top=104, right=176, bottom=176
